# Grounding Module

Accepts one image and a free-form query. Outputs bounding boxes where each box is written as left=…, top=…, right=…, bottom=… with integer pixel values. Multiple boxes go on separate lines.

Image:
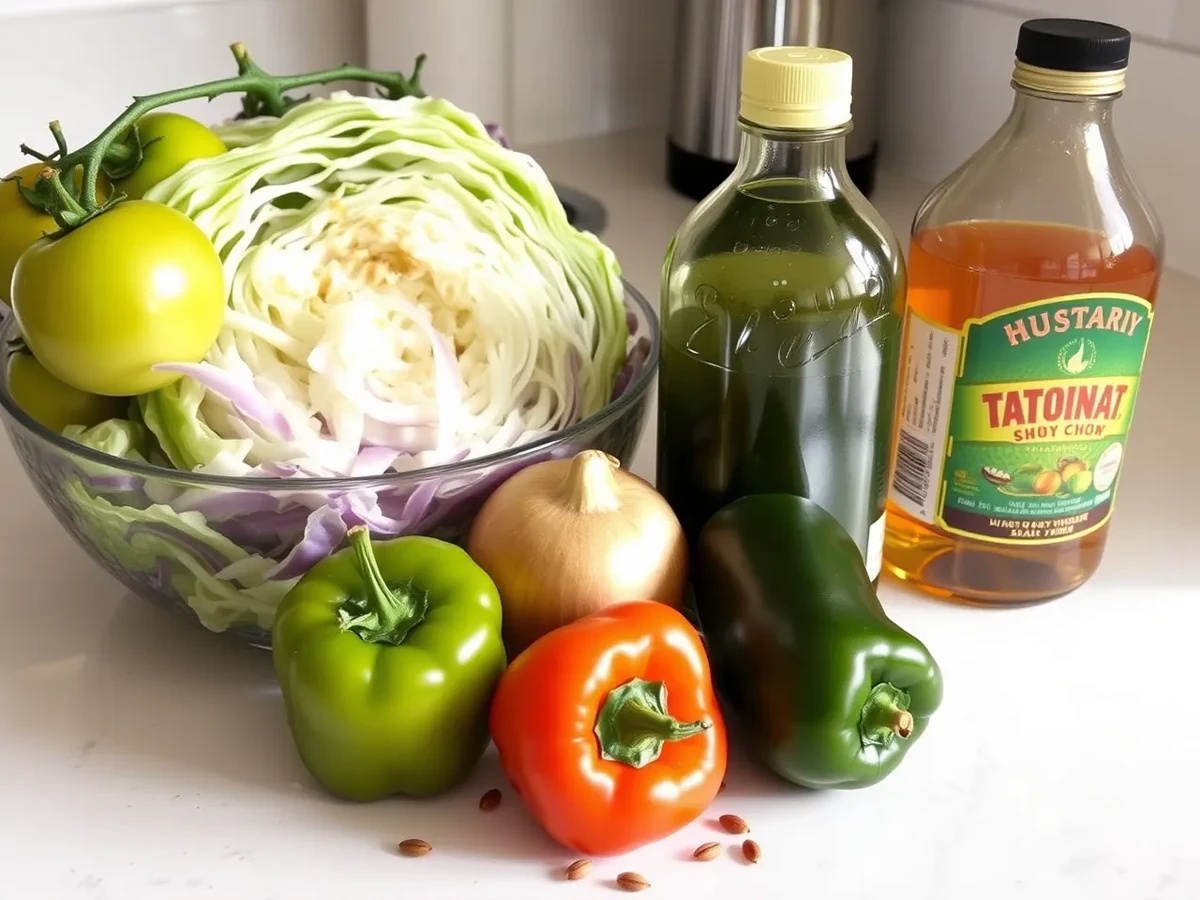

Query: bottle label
left=889, top=293, right=1153, bottom=544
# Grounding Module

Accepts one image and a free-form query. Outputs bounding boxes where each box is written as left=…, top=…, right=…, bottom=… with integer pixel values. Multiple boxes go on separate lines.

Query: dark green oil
left=657, top=178, right=902, bottom=563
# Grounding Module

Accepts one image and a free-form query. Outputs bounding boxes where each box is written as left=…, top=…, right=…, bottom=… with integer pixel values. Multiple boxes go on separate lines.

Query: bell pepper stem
left=339, top=525, right=428, bottom=646
left=594, top=677, right=710, bottom=769
left=859, top=682, right=914, bottom=748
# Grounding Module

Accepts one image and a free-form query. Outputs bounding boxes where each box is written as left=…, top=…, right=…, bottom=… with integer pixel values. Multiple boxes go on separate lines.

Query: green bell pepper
left=272, top=526, right=506, bottom=801
left=693, top=494, right=943, bottom=789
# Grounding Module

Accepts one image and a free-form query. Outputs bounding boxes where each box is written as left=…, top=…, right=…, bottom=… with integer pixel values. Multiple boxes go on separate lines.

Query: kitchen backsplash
left=0, top=0, right=675, bottom=165
left=364, top=0, right=677, bottom=145
left=0, top=0, right=364, bottom=174
left=879, top=0, right=1200, bottom=277
left=1, top=0, right=1193, bottom=275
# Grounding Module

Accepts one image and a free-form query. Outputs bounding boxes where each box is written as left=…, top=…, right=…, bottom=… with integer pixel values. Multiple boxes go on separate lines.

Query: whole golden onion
left=466, top=449, right=687, bottom=657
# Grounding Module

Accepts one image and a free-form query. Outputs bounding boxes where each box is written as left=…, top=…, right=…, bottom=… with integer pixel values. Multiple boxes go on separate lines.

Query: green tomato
left=11, top=200, right=226, bottom=396
left=116, top=112, right=225, bottom=199
left=0, top=163, right=110, bottom=305
left=6, top=351, right=126, bottom=433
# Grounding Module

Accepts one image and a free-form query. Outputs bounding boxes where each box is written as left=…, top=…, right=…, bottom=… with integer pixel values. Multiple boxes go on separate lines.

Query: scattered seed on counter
left=719, top=814, right=750, bottom=834
left=479, top=788, right=502, bottom=811
left=616, top=871, right=650, bottom=892
left=565, top=859, right=592, bottom=880
left=742, top=839, right=762, bottom=863
left=397, top=839, right=431, bottom=857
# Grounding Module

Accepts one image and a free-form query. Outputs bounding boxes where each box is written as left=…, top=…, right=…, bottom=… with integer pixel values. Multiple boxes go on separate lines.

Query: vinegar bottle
left=883, top=19, right=1163, bottom=603
left=658, top=47, right=904, bottom=582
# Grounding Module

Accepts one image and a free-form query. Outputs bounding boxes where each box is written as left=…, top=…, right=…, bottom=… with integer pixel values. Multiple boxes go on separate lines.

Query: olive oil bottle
left=883, top=19, right=1163, bottom=603
left=658, top=47, right=905, bottom=581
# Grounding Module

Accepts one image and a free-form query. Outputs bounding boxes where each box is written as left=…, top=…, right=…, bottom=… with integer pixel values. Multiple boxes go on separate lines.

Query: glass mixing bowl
left=0, top=280, right=658, bottom=647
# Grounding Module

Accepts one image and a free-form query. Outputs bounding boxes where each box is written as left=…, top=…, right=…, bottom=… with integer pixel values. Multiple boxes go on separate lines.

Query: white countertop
left=1, top=130, right=1198, bottom=900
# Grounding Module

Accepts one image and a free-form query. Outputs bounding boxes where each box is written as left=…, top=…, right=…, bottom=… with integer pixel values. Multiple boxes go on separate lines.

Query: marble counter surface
left=0, top=129, right=1196, bottom=900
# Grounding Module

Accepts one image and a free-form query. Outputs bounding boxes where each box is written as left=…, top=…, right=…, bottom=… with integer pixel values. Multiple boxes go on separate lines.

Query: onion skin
left=466, top=450, right=687, bottom=658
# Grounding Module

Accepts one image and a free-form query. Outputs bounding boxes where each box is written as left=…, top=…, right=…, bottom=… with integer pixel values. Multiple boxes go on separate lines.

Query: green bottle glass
left=657, top=47, right=905, bottom=581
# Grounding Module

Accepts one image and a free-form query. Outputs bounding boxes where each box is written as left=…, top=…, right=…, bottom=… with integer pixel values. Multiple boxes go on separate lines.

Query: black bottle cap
left=1015, top=18, right=1132, bottom=73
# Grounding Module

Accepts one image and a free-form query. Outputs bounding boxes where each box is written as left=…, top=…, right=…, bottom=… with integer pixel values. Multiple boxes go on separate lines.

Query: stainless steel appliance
left=667, top=0, right=884, bottom=199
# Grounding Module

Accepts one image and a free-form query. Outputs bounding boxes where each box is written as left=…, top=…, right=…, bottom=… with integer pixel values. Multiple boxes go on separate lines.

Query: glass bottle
left=883, top=19, right=1163, bottom=603
left=658, top=47, right=905, bottom=582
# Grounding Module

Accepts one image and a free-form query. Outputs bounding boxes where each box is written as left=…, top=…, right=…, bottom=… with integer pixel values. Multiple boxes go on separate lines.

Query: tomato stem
left=17, top=145, right=56, bottom=163
left=38, top=168, right=87, bottom=223
left=48, top=121, right=69, bottom=158
left=19, top=43, right=426, bottom=231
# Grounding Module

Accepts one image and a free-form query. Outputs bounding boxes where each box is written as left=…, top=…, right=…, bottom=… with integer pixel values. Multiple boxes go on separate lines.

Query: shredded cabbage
left=142, top=91, right=627, bottom=476
left=44, top=92, right=643, bottom=635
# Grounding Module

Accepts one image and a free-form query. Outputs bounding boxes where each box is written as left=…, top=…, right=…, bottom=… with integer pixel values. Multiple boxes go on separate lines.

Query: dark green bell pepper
left=272, top=526, right=506, bottom=801
left=693, top=494, right=942, bottom=789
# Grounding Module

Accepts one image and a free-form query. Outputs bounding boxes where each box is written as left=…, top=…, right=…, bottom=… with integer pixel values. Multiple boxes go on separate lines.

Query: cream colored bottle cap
left=739, top=46, right=853, bottom=130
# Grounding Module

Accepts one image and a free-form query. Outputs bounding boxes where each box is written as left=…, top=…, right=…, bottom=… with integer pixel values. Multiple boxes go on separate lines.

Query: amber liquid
left=883, top=221, right=1160, bottom=603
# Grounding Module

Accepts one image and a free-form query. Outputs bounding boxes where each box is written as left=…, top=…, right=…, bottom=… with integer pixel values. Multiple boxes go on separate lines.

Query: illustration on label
left=889, top=293, right=1153, bottom=545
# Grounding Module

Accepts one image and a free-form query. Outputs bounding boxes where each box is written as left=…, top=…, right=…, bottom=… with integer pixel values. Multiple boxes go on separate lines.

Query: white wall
left=4, top=0, right=1192, bottom=278
left=0, top=0, right=675, bottom=169
left=878, top=0, right=1200, bottom=277
left=364, top=0, right=676, bottom=146
left=0, top=0, right=365, bottom=175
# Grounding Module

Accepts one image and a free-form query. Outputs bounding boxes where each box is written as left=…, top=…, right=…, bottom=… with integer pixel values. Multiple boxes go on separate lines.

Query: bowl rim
left=0, top=277, right=659, bottom=490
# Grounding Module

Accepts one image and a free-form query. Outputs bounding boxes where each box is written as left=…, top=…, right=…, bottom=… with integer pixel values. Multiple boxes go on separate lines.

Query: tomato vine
left=9, top=43, right=425, bottom=231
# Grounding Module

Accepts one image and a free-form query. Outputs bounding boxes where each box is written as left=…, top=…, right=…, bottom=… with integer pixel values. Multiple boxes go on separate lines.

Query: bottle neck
left=733, top=123, right=852, bottom=198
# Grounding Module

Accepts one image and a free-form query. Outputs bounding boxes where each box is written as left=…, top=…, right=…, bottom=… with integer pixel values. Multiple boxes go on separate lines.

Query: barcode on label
left=888, top=311, right=960, bottom=524
left=892, top=427, right=935, bottom=509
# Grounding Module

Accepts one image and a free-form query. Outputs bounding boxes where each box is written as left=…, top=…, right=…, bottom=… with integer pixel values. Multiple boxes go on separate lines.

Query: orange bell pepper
left=489, top=601, right=727, bottom=856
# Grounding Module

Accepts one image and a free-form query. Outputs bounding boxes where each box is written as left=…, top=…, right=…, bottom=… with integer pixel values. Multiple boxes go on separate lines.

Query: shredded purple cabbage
left=612, top=336, right=651, bottom=402
left=126, top=521, right=238, bottom=572
left=350, top=446, right=401, bottom=477
left=381, top=476, right=439, bottom=527
left=266, top=505, right=348, bottom=580
left=147, top=558, right=177, bottom=595
left=484, top=123, right=511, bottom=148
left=206, top=506, right=314, bottom=558
left=331, top=489, right=405, bottom=533
left=88, top=473, right=145, bottom=493
left=47, top=296, right=651, bottom=640
left=154, top=362, right=295, bottom=440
